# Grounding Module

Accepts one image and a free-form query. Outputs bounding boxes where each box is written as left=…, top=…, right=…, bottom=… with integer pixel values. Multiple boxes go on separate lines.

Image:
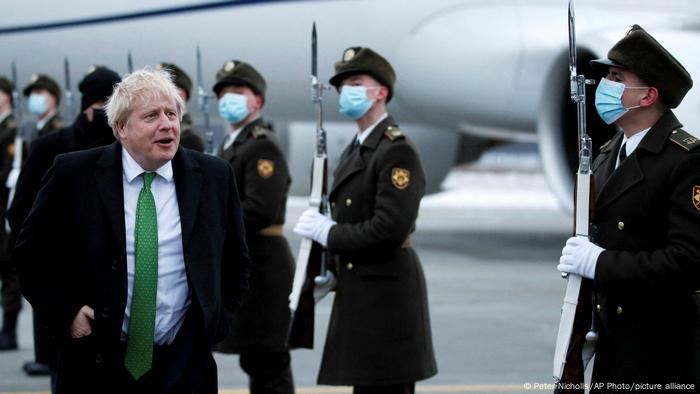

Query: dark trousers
left=56, top=309, right=216, bottom=394
left=239, top=351, right=294, bottom=394
left=353, top=383, right=415, bottom=394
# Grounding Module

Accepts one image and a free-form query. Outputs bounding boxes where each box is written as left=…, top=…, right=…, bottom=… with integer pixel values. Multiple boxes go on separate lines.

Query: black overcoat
left=318, top=115, right=437, bottom=385
left=589, top=111, right=700, bottom=390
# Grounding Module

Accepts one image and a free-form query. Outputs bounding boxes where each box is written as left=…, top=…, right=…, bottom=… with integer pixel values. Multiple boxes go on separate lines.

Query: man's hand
left=558, top=236, right=604, bottom=279
left=70, top=305, right=94, bottom=339
left=293, top=208, right=336, bottom=247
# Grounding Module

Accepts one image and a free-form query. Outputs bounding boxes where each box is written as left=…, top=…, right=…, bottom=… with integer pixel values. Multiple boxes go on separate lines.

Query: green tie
left=125, top=172, right=158, bottom=380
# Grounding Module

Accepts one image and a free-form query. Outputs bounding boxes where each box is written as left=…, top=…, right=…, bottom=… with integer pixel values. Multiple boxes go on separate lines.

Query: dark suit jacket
left=13, top=142, right=250, bottom=393
left=588, top=111, right=700, bottom=388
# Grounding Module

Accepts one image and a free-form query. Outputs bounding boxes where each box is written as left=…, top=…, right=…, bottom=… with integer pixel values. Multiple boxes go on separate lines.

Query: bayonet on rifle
left=288, top=22, right=330, bottom=349
left=196, top=45, right=215, bottom=155
left=553, top=0, right=597, bottom=383
left=64, top=57, right=76, bottom=118
left=127, top=50, right=134, bottom=73
left=6, top=61, right=25, bottom=231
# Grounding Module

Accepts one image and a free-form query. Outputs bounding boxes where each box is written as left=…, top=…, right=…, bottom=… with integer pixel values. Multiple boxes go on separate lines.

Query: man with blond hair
left=13, top=68, right=250, bottom=394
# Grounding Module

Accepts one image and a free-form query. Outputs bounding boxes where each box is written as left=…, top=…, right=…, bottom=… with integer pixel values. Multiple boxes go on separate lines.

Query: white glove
left=557, top=236, right=604, bottom=279
left=293, top=208, right=336, bottom=247
left=313, top=271, right=336, bottom=303
left=5, top=168, right=19, bottom=189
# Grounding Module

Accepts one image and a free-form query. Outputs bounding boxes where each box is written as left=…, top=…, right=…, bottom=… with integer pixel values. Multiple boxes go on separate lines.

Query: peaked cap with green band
left=590, top=24, right=693, bottom=109
left=329, top=47, right=396, bottom=102
left=213, top=60, right=266, bottom=100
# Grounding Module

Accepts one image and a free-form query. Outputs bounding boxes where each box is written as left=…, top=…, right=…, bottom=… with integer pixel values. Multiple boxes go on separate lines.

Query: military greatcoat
left=318, top=115, right=437, bottom=385
left=589, top=111, right=700, bottom=390
left=214, top=118, right=294, bottom=353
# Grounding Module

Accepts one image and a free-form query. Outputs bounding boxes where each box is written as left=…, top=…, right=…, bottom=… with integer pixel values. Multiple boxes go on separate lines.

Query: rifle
left=288, top=22, right=330, bottom=349
left=63, top=57, right=76, bottom=118
left=127, top=50, right=134, bottom=73
left=196, top=45, right=215, bottom=155
left=552, top=0, right=597, bottom=386
left=6, top=61, right=25, bottom=231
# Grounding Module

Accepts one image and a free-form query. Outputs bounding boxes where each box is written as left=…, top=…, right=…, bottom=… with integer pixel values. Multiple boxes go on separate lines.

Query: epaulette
left=251, top=126, right=270, bottom=139
left=669, top=128, right=700, bottom=151
left=383, top=125, right=405, bottom=142
left=599, top=138, right=614, bottom=152
left=51, top=118, right=65, bottom=129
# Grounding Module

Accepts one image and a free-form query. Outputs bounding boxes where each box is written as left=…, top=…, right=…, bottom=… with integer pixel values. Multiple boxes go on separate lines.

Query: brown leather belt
left=257, top=224, right=284, bottom=237
left=402, top=237, right=412, bottom=248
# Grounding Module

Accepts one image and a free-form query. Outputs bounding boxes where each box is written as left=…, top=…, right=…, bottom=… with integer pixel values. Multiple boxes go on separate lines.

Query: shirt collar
left=621, top=127, right=651, bottom=156
left=356, top=113, right=388, bottom=145
left=122, top=146, right=174, bottom=183
left=0, top=110, right=11, bottom=125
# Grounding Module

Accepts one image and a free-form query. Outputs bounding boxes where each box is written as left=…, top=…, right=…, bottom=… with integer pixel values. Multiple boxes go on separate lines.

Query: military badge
left=344, top=48, right=355, bottom=62
left=694, top=186, right=700, bottom=212
left=392, top=168, right=410, bottom=190
left=87, top=65, right=98, bottom=74
left=224, top=61, right=235, bottom=72
left=7, top=143, right=14, bottom=156
left=257, top=159, right=274, bottom=179
left=30, top=74, right=39, bottom=83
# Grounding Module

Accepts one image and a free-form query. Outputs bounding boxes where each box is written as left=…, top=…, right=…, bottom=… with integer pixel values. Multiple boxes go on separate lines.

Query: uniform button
left=101, top=307, right=110, bottom=319
left=345, top=198, right=352, bottom=207
left=596, top=304, right=601, bottom=312
left=111, top=259, right=118, bottom=270
left=346, top=262, right=354, bottom=270
left=94, top=353, right=103, bottom=364
left=617, top=222, right=625, bottom=230
left=616, top=306, right=623, bottom=315
left=331, top=202, right=336, bottom=208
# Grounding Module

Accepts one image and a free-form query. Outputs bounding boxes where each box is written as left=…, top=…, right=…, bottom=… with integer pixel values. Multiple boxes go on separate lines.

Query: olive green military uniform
left=35, top=114, right=64, bottom=139
left=588, top=112, right=700, bottom=389
left=574, top=25, right=700, bottom=391
left=214, top=118, right=294, bottom=354
left=212, top=60, right=294, bottom=394
left=0, top=113, right=20, bottom=313
left=180, top=113, right=205, bottom=152
left=319, top=116, right=437, bottom=386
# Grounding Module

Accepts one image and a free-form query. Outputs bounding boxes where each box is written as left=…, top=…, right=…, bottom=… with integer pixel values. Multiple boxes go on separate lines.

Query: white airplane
left=2, top=0, right=700, bottom=207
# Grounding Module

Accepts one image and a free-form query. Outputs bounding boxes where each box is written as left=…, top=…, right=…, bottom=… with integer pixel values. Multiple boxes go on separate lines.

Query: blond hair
left=106, top=67, right=184, bottom=133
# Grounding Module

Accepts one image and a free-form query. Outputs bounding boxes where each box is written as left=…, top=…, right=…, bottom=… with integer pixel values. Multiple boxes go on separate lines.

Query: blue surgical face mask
left=218, top=93, right=249, bottom=124
left=27, top=93, right=48, bottom=116
left=338, top=85, right=376, bottom=120
left=594, top=78, right=646, bottom=125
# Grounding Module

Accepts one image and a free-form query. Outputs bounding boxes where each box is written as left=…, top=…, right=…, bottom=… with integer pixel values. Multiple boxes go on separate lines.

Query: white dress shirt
left=121, top=148, right=190, bottom=345
left=36, top=110, right=56, bottom=130
left=616, top=127, right=650, bottom=168
left=355, top=113, right=388, bottom=145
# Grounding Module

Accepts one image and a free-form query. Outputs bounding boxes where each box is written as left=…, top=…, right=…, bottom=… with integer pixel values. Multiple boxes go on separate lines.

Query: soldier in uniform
left=156, top=62, right=205, bottom=152
left=557, top=25, right=700, bottom=390
left=211, top=60, right=295, bottom=394
left=294, top=47, right=438, bottom=394
left=8, top=66, right=121, bottom=382
left=23, top=74, right=64, bottom=139
left=0, top=76, right=20, bottom=351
